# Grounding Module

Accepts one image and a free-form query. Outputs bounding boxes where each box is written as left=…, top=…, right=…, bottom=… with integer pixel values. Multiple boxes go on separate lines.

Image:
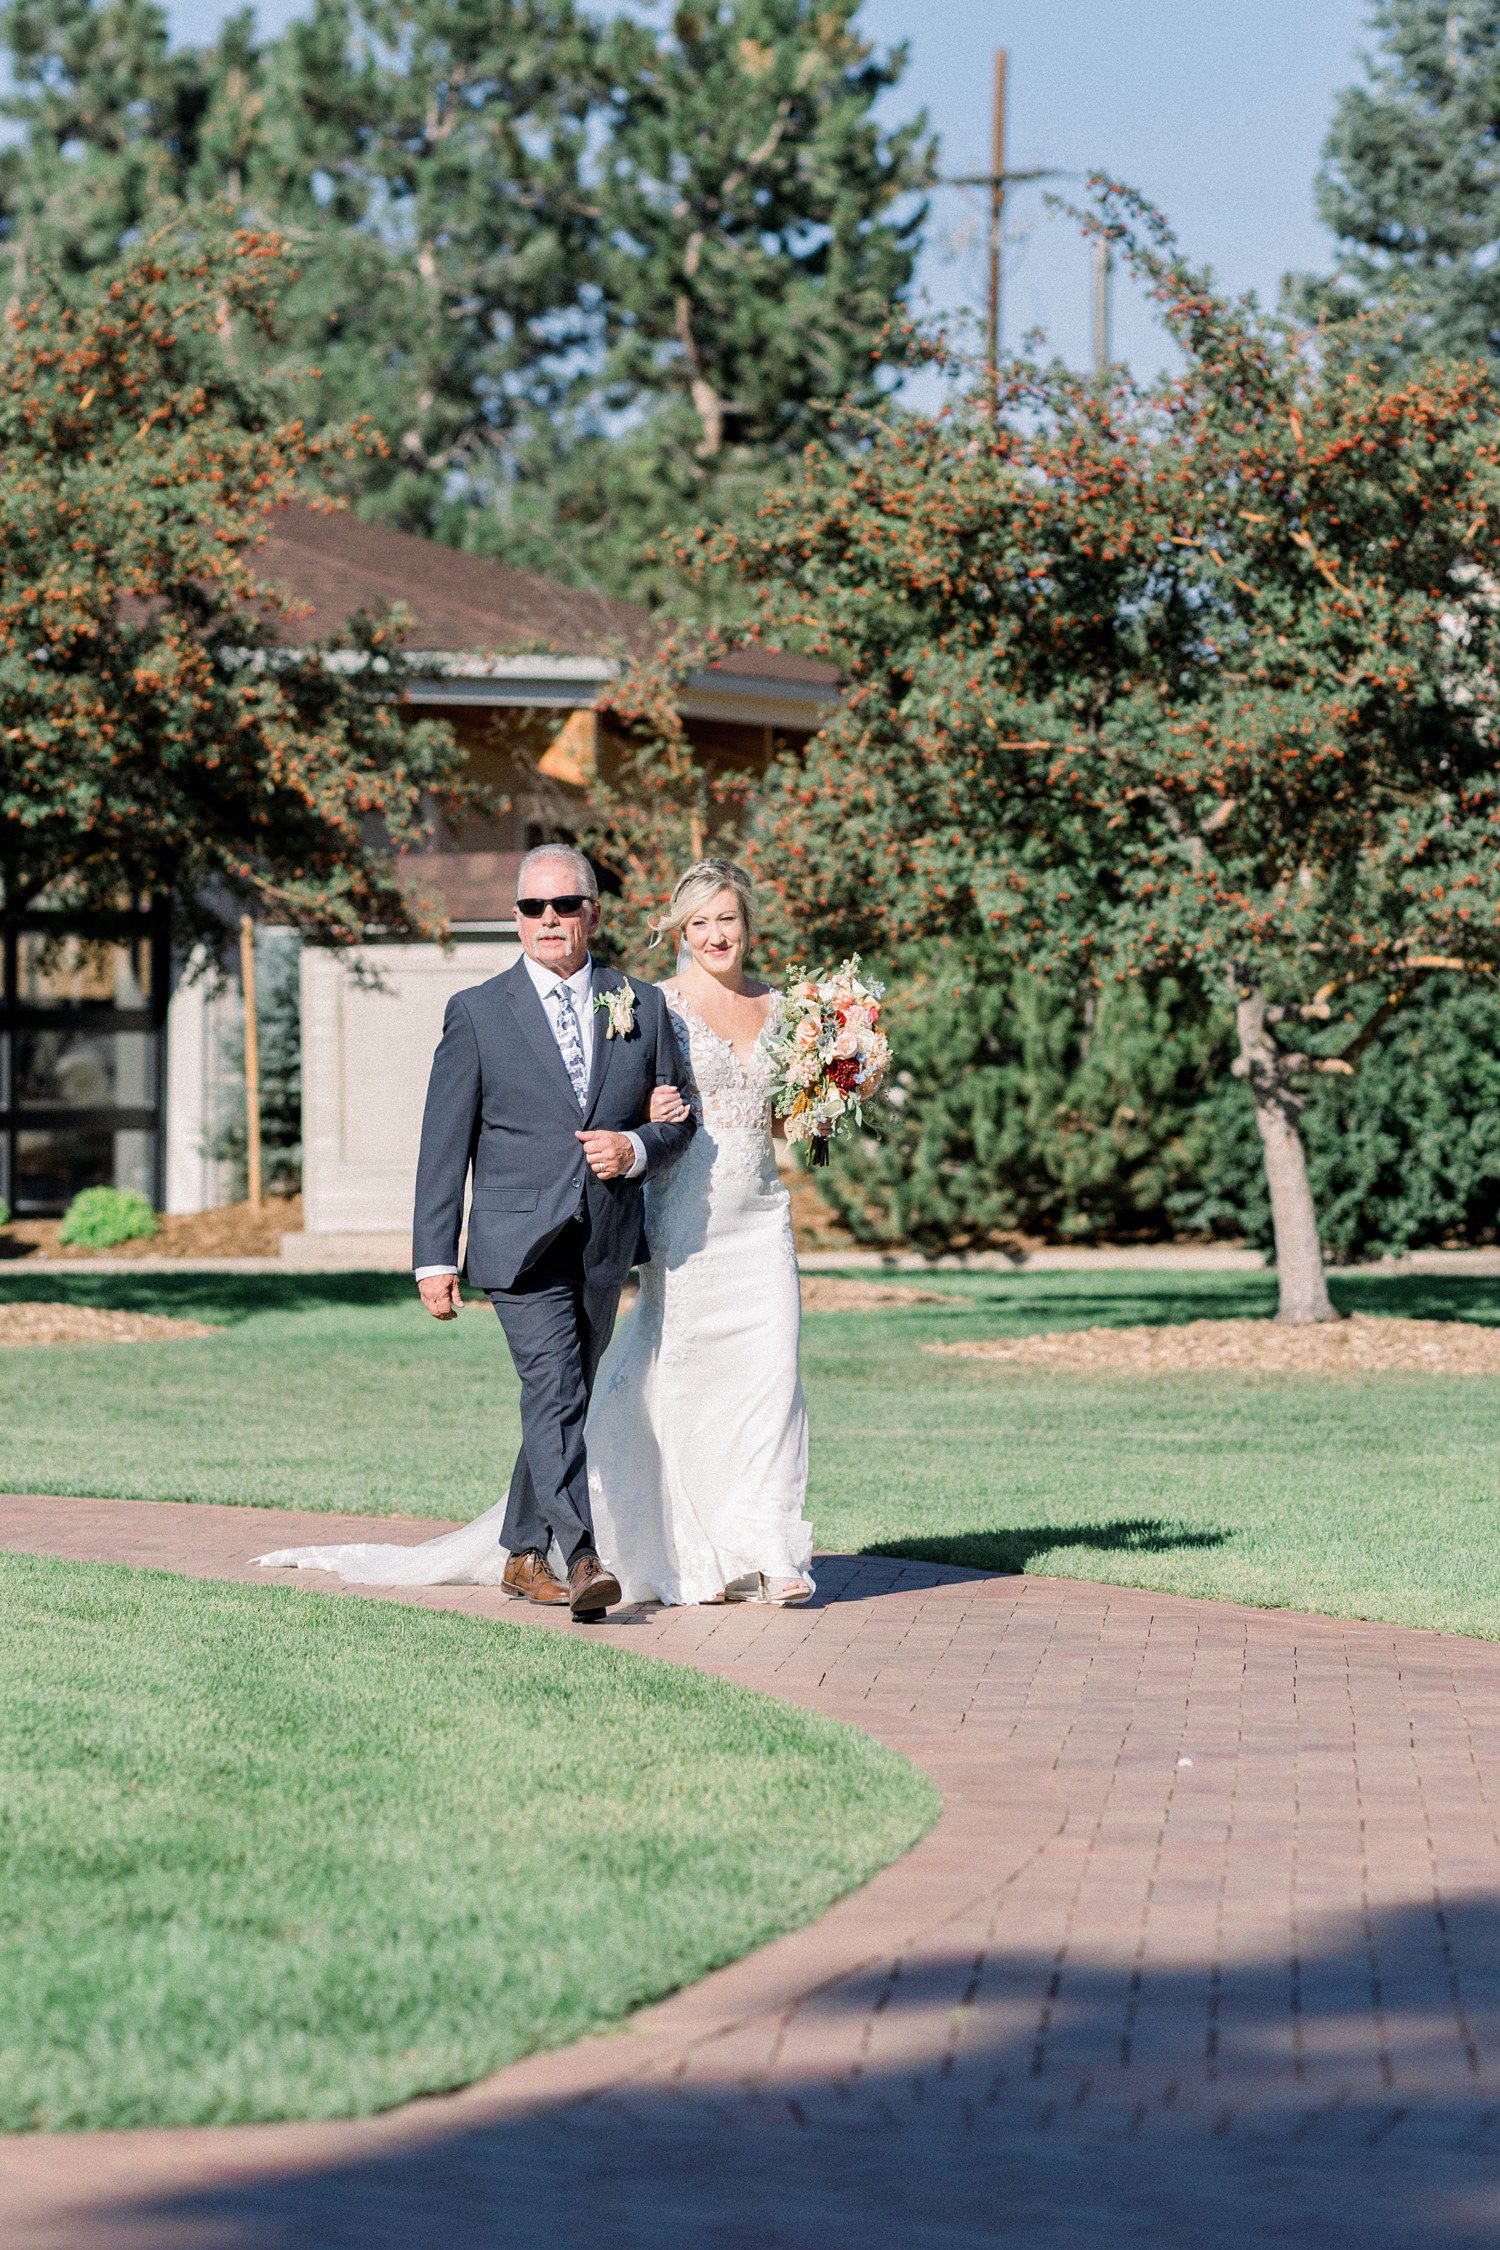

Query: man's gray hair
left=515, top=843, right=599, bottom=900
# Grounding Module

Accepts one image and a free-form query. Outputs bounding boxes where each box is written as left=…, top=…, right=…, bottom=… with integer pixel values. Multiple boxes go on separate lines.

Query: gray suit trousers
left=488, top=1217, right=621, bottom=1564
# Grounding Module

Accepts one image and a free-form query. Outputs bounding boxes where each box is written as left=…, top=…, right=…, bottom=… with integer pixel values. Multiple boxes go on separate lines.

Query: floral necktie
left=550, top=983, right=590, bottom=1109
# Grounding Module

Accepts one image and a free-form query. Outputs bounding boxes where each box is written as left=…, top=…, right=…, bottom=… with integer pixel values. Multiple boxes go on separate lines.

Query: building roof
left=255, top=505, right=838, bottom=712
left=257, top=503, right=649, bottom=655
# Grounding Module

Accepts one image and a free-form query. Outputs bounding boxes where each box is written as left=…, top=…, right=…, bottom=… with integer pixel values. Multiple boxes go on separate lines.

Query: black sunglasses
left=515, top=893, right=593, bottom=918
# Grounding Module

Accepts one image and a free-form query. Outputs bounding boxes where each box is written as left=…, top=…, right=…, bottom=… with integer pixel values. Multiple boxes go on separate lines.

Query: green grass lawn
left=0, top=1551, right=936, bottom=2131
left=3, top=1266, right=1500, bottom=1637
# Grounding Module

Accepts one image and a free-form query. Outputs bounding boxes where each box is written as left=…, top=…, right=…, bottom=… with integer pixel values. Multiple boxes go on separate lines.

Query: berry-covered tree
left=718, top=188, right=1500, bottom=1320
left=0, top=218, right=467, bottom=945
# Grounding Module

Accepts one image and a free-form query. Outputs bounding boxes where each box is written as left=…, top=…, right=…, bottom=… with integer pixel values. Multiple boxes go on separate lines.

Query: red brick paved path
left=3, top=1494, right=1500, bottom=2249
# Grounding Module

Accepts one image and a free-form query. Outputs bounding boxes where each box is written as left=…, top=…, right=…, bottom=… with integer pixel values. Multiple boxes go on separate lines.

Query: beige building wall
left=298, top=937, right=520, bottom=1244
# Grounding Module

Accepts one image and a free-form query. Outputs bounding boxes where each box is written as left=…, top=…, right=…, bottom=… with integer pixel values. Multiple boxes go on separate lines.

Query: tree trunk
left=1234, top=986, right=1336, bottom=1324
left=674, top=243, right=726, bottom=459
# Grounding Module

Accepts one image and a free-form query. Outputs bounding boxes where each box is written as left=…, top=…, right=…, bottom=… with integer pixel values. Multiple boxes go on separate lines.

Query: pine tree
left=246, top=0, right=602, bottom=529
left=819, top=954, right=1230, bottom=1253
left=1293, top=0, right=1500, bottom=356
left=0, top=0, right=224, bottom=283
left=492, top=0, right=932, bottom=602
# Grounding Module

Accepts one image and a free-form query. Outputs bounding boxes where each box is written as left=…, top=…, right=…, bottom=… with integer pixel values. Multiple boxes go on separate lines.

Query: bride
left=255, top=857, right=814, bottom=1608
left=588, top=859, right=814, bottom=1607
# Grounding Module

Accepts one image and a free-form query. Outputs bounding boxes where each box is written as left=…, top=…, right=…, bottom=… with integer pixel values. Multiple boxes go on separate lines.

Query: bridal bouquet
left=765, top=956, right=891, bottom=1167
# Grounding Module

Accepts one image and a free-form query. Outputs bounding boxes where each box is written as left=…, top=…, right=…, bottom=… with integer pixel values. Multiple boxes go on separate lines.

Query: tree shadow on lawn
left=2, top=1264, right=1496, bottom=1340
left=875, top=1277, right=1278, bottom=1331
left=1334, top=1271, right=1500, bottom=1325
left=0, top=1272, right=418, bottom=1326
left=865, top=1517, right=1230, bottom=1577
left=882, top=1272, right=1500, bottom=1334
left=82, top=1895, right=1500, bottom=2250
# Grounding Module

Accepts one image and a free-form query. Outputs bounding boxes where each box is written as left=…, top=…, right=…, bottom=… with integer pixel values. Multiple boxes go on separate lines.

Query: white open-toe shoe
left=725, top=1572, right=815, bottom=1607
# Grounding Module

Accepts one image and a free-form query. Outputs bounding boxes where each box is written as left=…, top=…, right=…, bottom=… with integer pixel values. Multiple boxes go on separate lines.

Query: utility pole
left=1092, top=234, right=1112, bottom=380
left=239, top=913, right=262, bottom=1212
left=937, top=58, right=1062, bottom=415
left=986, top=48, right=1007, bottom=414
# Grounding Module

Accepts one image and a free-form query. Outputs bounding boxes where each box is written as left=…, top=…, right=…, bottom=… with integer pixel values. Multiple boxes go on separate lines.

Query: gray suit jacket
left=411, top=960, right=695, bottom=1292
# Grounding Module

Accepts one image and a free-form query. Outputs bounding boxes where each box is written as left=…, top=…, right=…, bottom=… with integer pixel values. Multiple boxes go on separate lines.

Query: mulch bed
left=928, top=1313, right=1500, bottom=1376
left=0, top=1198, right=301, bottom=1261
left=0, top=1304, right=218, bottom=1347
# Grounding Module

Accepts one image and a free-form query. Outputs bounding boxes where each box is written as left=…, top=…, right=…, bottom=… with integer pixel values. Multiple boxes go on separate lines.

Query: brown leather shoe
left=502, top=1549, right=570, bottom=1606
left=568, top=1551, right=622, bottom=1620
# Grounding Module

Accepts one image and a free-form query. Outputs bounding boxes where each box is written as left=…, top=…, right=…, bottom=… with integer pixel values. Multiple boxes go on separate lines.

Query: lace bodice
left=664, top=989, right=779, bottom=1137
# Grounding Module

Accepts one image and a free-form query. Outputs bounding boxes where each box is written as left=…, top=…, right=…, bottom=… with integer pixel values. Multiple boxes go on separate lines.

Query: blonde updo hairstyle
left=650, top=856, right=758, bottom=954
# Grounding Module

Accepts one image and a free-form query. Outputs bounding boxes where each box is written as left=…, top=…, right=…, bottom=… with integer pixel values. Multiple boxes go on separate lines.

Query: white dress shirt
left=415, top=953, right=646, bottom=1281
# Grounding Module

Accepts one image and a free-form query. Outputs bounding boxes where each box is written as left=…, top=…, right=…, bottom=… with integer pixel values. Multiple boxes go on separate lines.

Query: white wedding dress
left=253, top=984, right=814, bottom=1605
left=586, top=987, right=813, bottom=1606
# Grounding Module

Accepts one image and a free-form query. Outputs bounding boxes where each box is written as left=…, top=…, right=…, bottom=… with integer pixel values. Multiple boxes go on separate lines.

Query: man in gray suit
left=412, top=846, right=695, bottom=1617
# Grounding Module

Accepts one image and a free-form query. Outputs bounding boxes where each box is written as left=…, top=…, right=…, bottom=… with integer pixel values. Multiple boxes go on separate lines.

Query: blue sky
left=857, top=0, right=1372, bottom=375
left=170, top=0, right=1375, bottom=377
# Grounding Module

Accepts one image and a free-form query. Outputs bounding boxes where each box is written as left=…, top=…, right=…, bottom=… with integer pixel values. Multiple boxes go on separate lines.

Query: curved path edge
left=3, top=1494, right=1500, bottom=2250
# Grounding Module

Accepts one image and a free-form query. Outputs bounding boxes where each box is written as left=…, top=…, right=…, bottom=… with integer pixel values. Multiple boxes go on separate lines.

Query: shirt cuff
left=624, top=1131, right=647, bottom=1181
left=414, top=1265, right=459, bottom=1281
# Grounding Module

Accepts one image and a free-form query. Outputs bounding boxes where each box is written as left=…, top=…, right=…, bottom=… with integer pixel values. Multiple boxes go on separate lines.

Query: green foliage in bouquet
left=57, top=1188, right=157, bottom=1250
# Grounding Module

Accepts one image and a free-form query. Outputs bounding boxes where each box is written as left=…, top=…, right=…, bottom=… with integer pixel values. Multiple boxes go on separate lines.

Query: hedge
left=817, top=957, right=1500, bottom=1264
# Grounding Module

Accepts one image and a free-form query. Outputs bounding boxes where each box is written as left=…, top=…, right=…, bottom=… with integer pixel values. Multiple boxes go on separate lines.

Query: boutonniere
left=594, top=983, right=636, bottom=1039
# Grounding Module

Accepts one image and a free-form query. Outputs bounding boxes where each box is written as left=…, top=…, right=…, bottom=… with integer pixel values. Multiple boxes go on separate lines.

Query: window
left=0, top=913, right=169, bottom=1217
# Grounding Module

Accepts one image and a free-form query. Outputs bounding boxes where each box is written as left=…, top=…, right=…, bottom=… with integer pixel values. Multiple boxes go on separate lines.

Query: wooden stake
left=986, top=49, right=1007, bottom=417
left=239, top=913, right=262, bottom=1212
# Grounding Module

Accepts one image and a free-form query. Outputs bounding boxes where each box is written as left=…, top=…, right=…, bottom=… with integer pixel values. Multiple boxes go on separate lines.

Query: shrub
left=818, top=951, right=1227, bottom=1251
left=0, top=1196, right=9, bottom=1228
left=58, top=1187, right=157, bottom=1250
left=1174, top=979, right=1500, bottom=1263
left=820, top=956, right=1500, bottom=1264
